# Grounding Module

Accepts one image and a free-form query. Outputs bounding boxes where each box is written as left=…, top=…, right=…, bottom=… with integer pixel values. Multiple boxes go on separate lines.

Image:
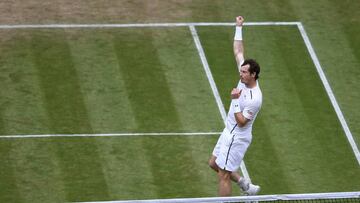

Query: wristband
left=234, top=26, right=243, bottom=41
left=232, top=99, right=241, bottom=113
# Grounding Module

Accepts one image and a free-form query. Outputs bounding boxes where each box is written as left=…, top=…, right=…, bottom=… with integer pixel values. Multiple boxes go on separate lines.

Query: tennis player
left=208, top=16, right=262, bottom=196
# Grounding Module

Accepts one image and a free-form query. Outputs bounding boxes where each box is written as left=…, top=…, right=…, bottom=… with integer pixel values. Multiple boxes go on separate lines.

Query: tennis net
left=79, top=191, right=360, bottom=203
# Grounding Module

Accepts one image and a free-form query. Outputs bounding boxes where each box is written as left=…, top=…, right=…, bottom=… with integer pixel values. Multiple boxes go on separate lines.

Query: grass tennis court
left=0, top=1, right=359, bottom=202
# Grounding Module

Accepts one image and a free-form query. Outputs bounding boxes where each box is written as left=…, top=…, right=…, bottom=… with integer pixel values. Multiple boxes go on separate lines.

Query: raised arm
left=233, top=16, right=245, bottom=69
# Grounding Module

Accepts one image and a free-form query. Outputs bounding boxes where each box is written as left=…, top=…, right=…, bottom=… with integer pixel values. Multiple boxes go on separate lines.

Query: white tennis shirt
left=226, top=81, right=262, bottom=136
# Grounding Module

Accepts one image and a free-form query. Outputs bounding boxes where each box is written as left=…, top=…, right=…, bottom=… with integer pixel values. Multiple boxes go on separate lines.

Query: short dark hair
left=241, top=59, right=260, bottom=80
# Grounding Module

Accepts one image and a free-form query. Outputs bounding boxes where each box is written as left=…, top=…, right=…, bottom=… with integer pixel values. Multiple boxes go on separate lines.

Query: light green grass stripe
left=65, top=29, right=136, bottom=133
left=28, top=29, right=111, bottom=201
left=9, top=139, right=66, bottom=202
left=65, top=29, right=140, bottom=199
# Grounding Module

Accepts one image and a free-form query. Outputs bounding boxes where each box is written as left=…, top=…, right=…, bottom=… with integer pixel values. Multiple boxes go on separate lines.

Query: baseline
left=0, top=132, right=221, bottom=139
left=0, top=22, right=300, bottom=29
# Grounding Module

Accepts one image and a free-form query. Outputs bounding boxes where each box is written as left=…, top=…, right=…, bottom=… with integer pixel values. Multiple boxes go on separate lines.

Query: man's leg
left=218, top=168, right=232, bottom=196
left=208, top=155, right=242, bottom=183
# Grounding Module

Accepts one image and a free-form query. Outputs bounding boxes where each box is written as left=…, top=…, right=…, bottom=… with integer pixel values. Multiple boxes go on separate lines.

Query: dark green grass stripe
left=0, top=140, right=23, bottom=202
left=29, top=30, right=110, bottom=201
left=113, top=29, right=182, bottom=132
left=30, top=30, right=91, bottom=134
left=113, top=28, right=204, bottom=197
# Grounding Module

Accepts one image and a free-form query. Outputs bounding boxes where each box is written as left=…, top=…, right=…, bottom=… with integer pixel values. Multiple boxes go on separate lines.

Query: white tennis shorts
left=212, top=127, right=252, bottom=172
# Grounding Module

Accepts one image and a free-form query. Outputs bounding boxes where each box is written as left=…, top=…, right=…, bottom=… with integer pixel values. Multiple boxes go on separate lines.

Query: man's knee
left=208, top=156, right=218, bottom=171
left=218, top=168, right=231, bottom=181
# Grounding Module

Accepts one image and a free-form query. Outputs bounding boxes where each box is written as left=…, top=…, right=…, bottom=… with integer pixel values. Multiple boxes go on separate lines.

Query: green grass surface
left=0, top=1, right=359, bottom=202
left=0, top=136, right=220, bottom=202
left=0, top=28, right=223, bottom=134
left=0, top=28, right=225, bottom=202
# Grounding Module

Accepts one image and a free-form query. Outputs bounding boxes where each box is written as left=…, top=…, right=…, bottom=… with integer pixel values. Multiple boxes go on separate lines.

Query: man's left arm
left=231, top=88, right=249, bottom=127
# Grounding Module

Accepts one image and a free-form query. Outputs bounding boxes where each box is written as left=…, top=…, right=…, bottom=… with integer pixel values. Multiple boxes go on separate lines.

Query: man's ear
left=251, top=72, right=256, bottom=78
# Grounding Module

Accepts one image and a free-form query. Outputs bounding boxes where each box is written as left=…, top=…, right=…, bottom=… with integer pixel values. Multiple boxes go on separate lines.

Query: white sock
left=238, top=177, right=249, bottom=191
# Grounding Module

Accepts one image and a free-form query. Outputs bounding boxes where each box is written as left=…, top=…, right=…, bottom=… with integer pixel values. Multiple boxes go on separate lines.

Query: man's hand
left=231, top=88, right=242, bottom=99
left=236, top=16, right=244, bottom=27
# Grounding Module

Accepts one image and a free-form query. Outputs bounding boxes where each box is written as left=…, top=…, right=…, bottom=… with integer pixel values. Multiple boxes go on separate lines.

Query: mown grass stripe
left=0, top=141, right=23, bottom=203
left=30, top=30, right=110, bottom=201
left=113, top=28, right=204, bottom=197
left=8, top=139, right=67, bottom=202
left=0, top=30, right=50, bottom=135
left=65, top=29, right=137, bottom=133
left=113, top=29, right=182, bottom=132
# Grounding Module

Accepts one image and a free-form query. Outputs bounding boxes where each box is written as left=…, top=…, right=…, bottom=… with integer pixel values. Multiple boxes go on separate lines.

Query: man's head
left=240, top=59, right=260, bottom=86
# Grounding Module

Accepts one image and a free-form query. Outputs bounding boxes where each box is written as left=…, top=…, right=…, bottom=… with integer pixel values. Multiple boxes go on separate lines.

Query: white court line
left=189, top=26, right=227, bottom=121
left=297, top=23, right=360, bottom=165
left=189, top=25, right=251, bottom=182
left=0, top=132, right=221, bottom=139
left=0, top=22, right=300, bottom=29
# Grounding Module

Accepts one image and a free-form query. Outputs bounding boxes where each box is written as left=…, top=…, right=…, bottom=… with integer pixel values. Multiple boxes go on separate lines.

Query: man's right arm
left=234, top=16, right=245, bottom=70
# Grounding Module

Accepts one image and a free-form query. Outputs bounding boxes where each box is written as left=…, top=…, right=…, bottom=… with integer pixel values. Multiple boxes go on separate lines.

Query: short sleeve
left=242, top=102, right=260, bottom=120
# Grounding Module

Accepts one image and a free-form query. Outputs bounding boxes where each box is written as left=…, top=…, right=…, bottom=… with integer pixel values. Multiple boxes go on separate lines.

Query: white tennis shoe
left=244, top=183, right=260, bottom=195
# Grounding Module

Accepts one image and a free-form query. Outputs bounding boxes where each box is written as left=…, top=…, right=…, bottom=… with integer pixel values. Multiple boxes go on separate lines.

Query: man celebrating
left=208, top=16, right=262, bottom=196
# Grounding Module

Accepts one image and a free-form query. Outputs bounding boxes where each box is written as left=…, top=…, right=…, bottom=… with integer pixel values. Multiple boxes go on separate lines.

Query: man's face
left=240, top=64, right=253, bottom=84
